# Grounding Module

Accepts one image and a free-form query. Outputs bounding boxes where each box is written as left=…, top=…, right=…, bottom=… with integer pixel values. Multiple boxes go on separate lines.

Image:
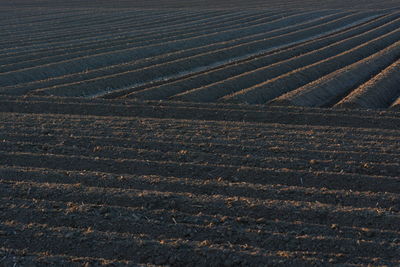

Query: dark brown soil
left=0, top=96, right=399, bottom=266
left=1, top=2, right=400, bottom=265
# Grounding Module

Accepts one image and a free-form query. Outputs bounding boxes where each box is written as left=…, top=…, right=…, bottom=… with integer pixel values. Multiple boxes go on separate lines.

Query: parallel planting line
left=1, top=139, right=399, bottom=177
left=122, top=12, right=394, bottom=101
left=0, top=10, right=335, bottom=88
left=0, top=12, right=284, bottom=72
left=0, top=10, right=206, bottom=51
left=0, top=98, right=400, bottom=129
left=27, top=12, right=371, bottom=97
left=222, top=22, right=400, bottom=104
left=269, top=40, right=400, bottom=107
left=334, top=59, right=400, bottom=109
left=0, top=10, right=240, bottom=59
left=2, top=166, right=399, bottom=210
left=169, top=13, right=400, bottom=103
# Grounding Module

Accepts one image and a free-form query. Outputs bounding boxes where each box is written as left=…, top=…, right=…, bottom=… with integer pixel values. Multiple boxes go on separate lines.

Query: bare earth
left=1, top=1, right=400, bottom=266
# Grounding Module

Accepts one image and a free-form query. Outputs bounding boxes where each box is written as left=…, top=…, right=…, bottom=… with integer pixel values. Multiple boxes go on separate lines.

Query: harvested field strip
left=334, top=59, right=400, bottom=109
left=170, top=14, right=400, bottom=102
left=123, top=12, right=395, bottom=101
left=222, top=21, right=400, bottom=104
left=269, top=40, right=400, bottom=107
left=0, top=10, right=338, bottom=87
left=27, top=13, right=375, bottom=97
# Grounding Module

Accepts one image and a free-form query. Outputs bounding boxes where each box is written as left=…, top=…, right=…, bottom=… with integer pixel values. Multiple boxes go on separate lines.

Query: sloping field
left=0, top=3, right=400, bottom=109
left=0, top=96, right=400, bottom=265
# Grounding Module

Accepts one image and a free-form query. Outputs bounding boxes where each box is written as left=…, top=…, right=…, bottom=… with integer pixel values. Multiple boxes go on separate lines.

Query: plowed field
left=1, top=1, right=400, bottom=266
left=1, top=2, right=400, bottom=109
left=1, top=96, right=399, bottom=266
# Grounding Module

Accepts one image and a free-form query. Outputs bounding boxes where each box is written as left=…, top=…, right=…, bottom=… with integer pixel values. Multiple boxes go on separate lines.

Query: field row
left=2, top=8, right=400, bottom=109
left=1, top=95, right=400, bottom=127
left=1, top=106, right=399, bottom=265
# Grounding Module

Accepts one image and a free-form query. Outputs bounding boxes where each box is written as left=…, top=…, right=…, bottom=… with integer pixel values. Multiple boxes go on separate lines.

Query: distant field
left=1, top=4, right=400, bottom=109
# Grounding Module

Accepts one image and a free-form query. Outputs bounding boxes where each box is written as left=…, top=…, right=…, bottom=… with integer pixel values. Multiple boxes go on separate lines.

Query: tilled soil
left=0, top=96, right=399, bottom=266
left=2, top=6, right=400, bottom=110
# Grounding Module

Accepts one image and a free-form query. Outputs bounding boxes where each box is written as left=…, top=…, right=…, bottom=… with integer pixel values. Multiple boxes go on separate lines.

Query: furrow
left=1, top=220, right=372, bottom=266
left=391, top=96, right=400, bottom=110
left=2, top=166, right=400, bottom=210
left=2, top=181, right=400, bottom=233
left=2, top=151, right=399, bottom=193
left=123, top=12, right=394, bottom=101
left=0, top=10, right=207, bottom=54
left=2, top=13, right=371, bottom=97
left=0, top=10, right=330, bottom=87
left=0, top=10, right=144, bottom=40
left=1, top=99, right=400, bottom=130
left=3, top=120, right=400, bottom=143
left=222, top=22, right=400, bottom=104
left=2, top=132, right=399, bottom=164
left=0, top=11, right=256, bottom=67
left=269, top=40, right=400, bottom=107
left=2, top=139, right=399, bottom=177
left=0, top=247, right=139, bottom=267
left=170, top=13, right=400, bottom=103
left=335, top=59, right=400, bottom=109
left=4, top=94, right=400, bottom=119
left=2, top=131, right=399, bottom=157
left=0, top=11, right=277, bottom=68
left=0, top=10, right=209, bottom=51
left=28, top=13, right=375, bottom=98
